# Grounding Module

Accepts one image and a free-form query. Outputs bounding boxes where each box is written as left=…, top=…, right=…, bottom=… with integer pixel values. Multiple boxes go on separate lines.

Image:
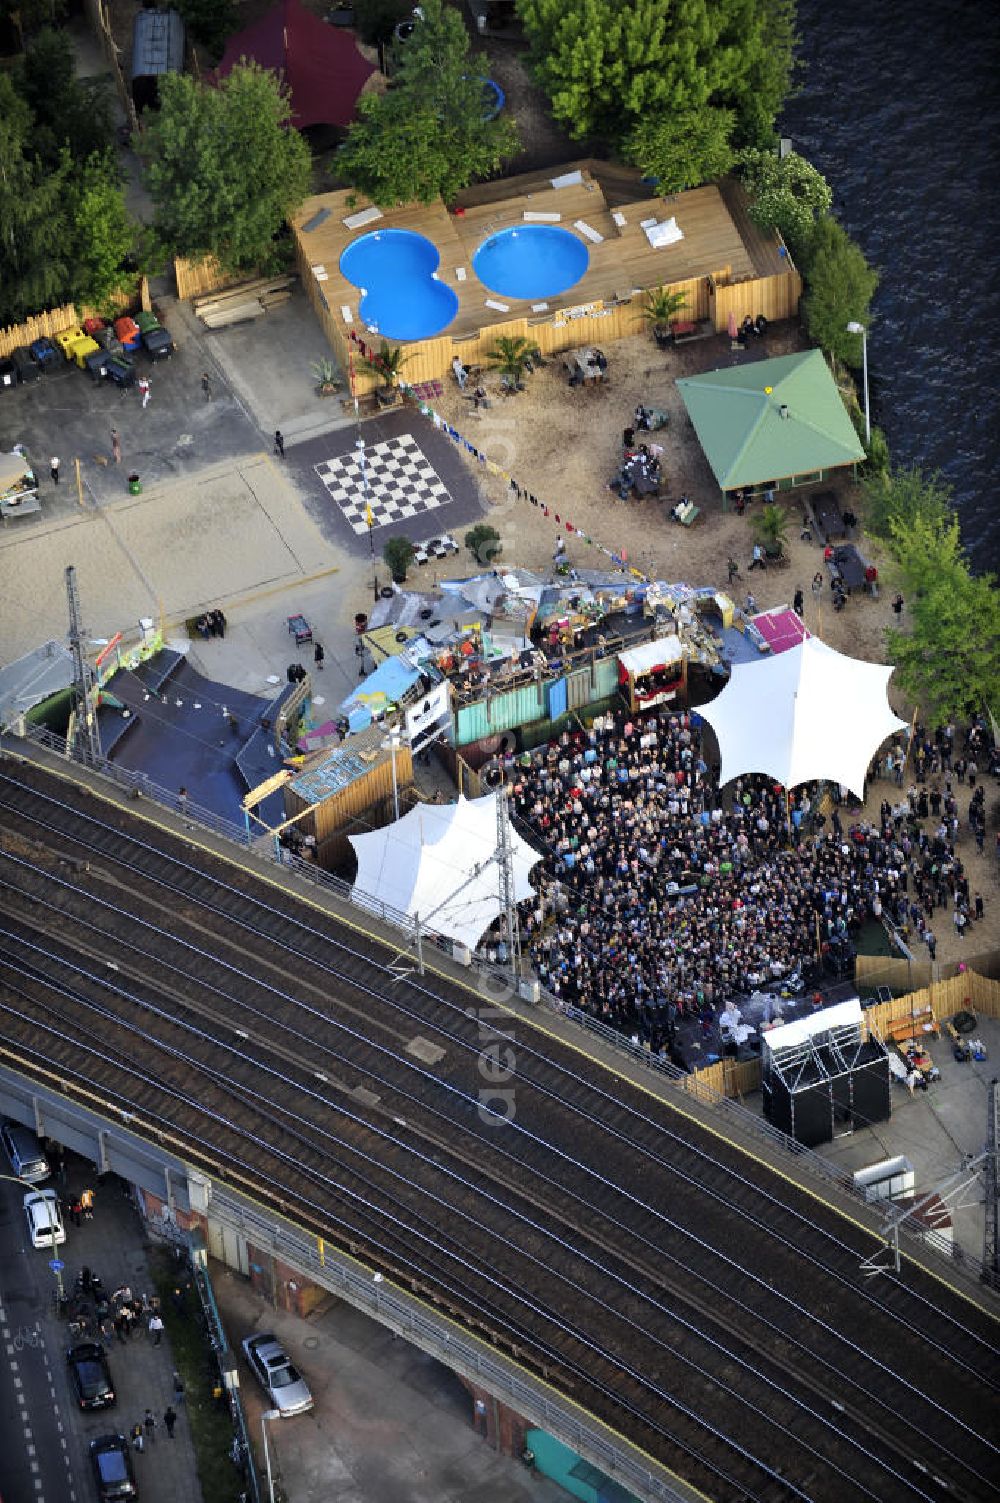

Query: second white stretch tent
left=349, top=793, right=543, bottom=952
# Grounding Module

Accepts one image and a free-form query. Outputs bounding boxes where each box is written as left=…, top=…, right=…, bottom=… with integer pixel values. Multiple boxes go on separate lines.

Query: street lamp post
left=261, top=1408, right=281, bottom=1503
left=846, top=321, right=870, bottom=444
left=383, top=731, right=401, bottom=821
left=356, top=437, right=379, bottom=601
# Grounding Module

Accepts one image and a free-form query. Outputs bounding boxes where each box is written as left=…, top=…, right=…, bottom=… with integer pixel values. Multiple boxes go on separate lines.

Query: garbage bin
left=128, top=473, right=142, bottom=495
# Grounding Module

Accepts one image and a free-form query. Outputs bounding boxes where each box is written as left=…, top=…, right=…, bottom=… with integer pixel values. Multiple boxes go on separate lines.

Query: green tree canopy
left=140, top=65, right=311, bottom=271
left=67, top=154, right=141, bottom=315
left=800, top=215, right=878, bottom=365
left=623, top=108, right=735, bottom=196
left=517, top=0, right=794, bottom=176
left=19, top=27, right=116, bottom=168
left=174, top=0, right=238, bottom=61
left=861, top=464, right=953, bottom=542
left=736, top=147, right=831, bottom=261
left=0, top=75, right=72, bottom=325
left=336, top=0, right=518, bottom=205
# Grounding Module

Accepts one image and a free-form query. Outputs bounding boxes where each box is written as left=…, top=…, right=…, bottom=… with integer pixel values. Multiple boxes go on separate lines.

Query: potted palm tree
left=311, top=358, right=342, bottom=397
left=488, top=335, right=534, bottom=393
left=751, top=501, right=789, bottom=560
left=642, top=286, right=688, bottom=345
left=362, top=342, right=408, bottom=406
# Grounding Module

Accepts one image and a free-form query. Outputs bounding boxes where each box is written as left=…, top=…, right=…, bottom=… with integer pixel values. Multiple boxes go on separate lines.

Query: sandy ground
left=428, top=322, right=897, bottom=667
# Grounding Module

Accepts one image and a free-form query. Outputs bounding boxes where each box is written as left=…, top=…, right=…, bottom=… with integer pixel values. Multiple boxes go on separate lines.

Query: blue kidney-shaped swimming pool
left=340, top=230, right=459, bottom=341
left=472, top=225, right=589, bottom=301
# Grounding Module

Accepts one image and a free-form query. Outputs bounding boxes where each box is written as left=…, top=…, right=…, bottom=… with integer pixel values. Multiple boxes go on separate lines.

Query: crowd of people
left=510, top=705, right=994, bottom=1051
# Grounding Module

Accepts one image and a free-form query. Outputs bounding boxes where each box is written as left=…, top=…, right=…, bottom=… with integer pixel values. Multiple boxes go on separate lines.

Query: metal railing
left=11, top=725, right=992, bottom=1289
left=208, top=1187, right=695, bottom=1503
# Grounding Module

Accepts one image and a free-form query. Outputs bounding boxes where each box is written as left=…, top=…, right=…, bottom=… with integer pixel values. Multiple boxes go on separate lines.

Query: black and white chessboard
left=315, top=434, right=451, bottom=536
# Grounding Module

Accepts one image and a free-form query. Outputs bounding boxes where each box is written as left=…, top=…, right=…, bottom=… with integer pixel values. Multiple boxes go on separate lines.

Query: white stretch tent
left=349, top=793, right=543, bottom=952
left=699, top=637, right=907, bottom=799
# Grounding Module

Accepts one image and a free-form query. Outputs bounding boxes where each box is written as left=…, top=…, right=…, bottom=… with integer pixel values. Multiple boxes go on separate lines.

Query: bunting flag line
left=345, top=329, right=650, bottom=583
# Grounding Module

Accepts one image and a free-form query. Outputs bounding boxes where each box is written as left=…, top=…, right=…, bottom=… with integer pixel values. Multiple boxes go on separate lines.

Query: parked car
left=242, top=1332, right=313, bottom=1415
left=89, top=1435, right=137, bottom=1500
left=1, top=1121, right=50, bottom=1183
left=10, top=347, right=40, bottom=383
left=67, top=1342, right=116, bottom=1410
left=23, top=1187, right=65, bottom=1248
left=0, top=357, right=17, bottom=390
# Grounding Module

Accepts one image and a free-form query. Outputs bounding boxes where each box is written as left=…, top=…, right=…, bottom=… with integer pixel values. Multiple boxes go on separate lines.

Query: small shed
left=283, top=733, right=413, bottom=870
left=676, top=348, right=865, bottom=506
left=131, top=8, right=186, bottom=112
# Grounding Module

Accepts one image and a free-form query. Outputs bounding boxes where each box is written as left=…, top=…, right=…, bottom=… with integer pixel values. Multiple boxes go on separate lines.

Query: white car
left=242, top=1333, right=313, bottom=1416
left=24, top=1188, right=66, bottom=1249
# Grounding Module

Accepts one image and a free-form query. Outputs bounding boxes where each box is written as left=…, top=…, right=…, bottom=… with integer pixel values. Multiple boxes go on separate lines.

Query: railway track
left=0, top=759, right=998, bottom=1502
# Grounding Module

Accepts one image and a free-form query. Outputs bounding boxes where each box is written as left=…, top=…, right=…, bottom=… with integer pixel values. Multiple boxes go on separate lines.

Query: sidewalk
left=50, top=1163, right=202, bottom=1502
left=211, top=1260, right=567, bottom=1503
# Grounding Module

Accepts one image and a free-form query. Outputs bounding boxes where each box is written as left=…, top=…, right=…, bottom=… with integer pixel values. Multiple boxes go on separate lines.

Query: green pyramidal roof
left=675, top=349, right=865, bottom=491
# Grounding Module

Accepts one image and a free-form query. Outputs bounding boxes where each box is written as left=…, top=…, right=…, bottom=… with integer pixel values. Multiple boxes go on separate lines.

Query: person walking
left=163, top=1406, right=177, bottom=1439
left=144, top=1409, right=156, bottom=1444
left=111, top=428, right=122, bottom=464
left=138, top=377, right=151, bottom=409
left=793, top=587, right=804, bottom=617
left=811, top=571, right=823, bottom=599
left=748, top=542, right=766, bottom=572
left=313, top=641, right=325, bottom=670
left=68, top=1198, right=82, bottom=1228
left=131, top=1421, right=144, bottom=1453
left=148, top=1312, right=164, bottom=1345
left=80, top=1187, right=94, bottom=1220
left=201, top=371, right=212, bottom=401
left=727, top=557, right=740, bottom=586
left=172, top=1371, right=185, bottom=1405
left=273, top=429, right=285, bottom=458
left=892, top=593, right=904, bottom=616
left=50, top=456, right=60, bottom=485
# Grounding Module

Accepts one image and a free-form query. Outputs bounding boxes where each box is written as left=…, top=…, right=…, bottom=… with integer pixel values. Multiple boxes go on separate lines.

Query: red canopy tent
left=212, top=0, right=377, bottom=129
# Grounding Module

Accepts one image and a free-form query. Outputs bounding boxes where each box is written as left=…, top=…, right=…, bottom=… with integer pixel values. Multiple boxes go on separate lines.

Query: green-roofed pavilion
left=676, top=349, right=864, bottom=507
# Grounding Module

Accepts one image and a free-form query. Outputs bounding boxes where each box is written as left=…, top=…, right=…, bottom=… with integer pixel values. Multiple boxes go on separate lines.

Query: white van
left=1, top=1121, right=50, bottom=1184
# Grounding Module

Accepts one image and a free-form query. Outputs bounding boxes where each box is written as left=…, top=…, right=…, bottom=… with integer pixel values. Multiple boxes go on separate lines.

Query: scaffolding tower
left=65, top=565, right=102, bottom=761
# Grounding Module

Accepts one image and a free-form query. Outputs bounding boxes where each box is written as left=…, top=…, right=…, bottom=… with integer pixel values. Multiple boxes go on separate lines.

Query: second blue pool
left=472, top=225, right=589, bottom=301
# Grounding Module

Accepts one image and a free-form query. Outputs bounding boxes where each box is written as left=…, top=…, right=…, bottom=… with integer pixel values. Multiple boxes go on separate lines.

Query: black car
left=89, top=1435, right=136, bottom=1500
left=68, top=1342, right=115, bottom=1410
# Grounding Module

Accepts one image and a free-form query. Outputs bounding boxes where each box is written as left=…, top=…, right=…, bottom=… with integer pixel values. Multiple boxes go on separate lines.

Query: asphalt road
left=0, top=1175, right=82, bottom=1503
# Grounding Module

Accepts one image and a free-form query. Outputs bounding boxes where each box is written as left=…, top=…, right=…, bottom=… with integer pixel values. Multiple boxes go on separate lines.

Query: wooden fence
left=0, top=288, right=140, bottom=360
left=174, top=256, right=235, bottom=302
left=855, top=949, right=1000, bottom=993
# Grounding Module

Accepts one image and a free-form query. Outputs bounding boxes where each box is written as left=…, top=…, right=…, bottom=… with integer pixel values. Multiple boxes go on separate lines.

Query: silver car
left=241, top=1333, right=313, bottom=1416
left=24, top=1188, right=66, bottom=1248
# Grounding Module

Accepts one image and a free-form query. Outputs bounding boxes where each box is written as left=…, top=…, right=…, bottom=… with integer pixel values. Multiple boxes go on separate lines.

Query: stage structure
left=762, top=998, right=890, bottom=1148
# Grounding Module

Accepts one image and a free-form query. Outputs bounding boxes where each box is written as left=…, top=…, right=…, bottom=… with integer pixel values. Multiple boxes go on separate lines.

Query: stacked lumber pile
left=193, top=275, right=296, bottom=329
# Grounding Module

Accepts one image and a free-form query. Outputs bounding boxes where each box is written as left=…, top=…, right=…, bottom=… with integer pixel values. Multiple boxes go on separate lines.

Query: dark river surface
left=779, top=0, right=1000, bottom=571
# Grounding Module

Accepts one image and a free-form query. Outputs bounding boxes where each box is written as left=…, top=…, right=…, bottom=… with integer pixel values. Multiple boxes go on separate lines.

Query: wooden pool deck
left=291, top=163, right=800, bottom=389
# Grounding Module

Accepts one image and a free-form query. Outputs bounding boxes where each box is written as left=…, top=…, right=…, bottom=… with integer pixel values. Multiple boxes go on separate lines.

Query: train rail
left=0, top=760, right=998, bottom=1502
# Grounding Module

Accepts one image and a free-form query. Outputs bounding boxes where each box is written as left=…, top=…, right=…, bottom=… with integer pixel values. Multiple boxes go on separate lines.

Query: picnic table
left=812, top=491, right=846, bottom=542
left=825, top=544, right=871, bottom=592
left=564, top=348, right=606, bottom=384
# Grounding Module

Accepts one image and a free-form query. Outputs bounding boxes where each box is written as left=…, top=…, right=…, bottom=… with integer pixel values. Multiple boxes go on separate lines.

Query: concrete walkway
left=211, top=1260, right=567, bottom=1503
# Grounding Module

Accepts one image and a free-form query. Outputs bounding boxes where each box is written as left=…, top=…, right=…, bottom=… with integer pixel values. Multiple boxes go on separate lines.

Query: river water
left=779, top=0, right=1000, bottom=570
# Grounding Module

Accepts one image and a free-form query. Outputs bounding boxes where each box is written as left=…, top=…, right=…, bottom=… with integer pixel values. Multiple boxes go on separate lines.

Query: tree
left=800, top=216, right=878, bottom=365
left=886, top=545, right=1000, bottom=725
left=68, top=155, right=140, bottom=315
left=0, top=0, right=66, bottom=49
left=17, top=27, right=116, bottom=167
left=337, top=0, right=518, bottom=205
left=140, top=65, right=311, bottom=272
left=750, top=502, right=788, bottom=556
left=488, top=334, right=535, bottom=387
left=624, top=109, right=735, bottom=196
left=361, top=340, right=409, bottom=391
left=174, top=0, right=239, bottom=61
left=517, top=0, right=795, bottom=162
left=0, top=76, right=72, bottom=325
left=383, top=535, right=416, bottom=581
left=736, top=147, right=832, bottom=261
left=640, top=285, right=689, bottom=337
left=861, top=465, right=952, bottom=542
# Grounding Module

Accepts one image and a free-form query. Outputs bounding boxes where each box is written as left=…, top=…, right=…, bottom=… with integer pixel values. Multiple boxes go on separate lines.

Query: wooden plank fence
left=681, top=969, right=1000, bottom=1102
left=0, top=285, right=141, bottom=360
left=174, top=256, right=235, bottom=302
